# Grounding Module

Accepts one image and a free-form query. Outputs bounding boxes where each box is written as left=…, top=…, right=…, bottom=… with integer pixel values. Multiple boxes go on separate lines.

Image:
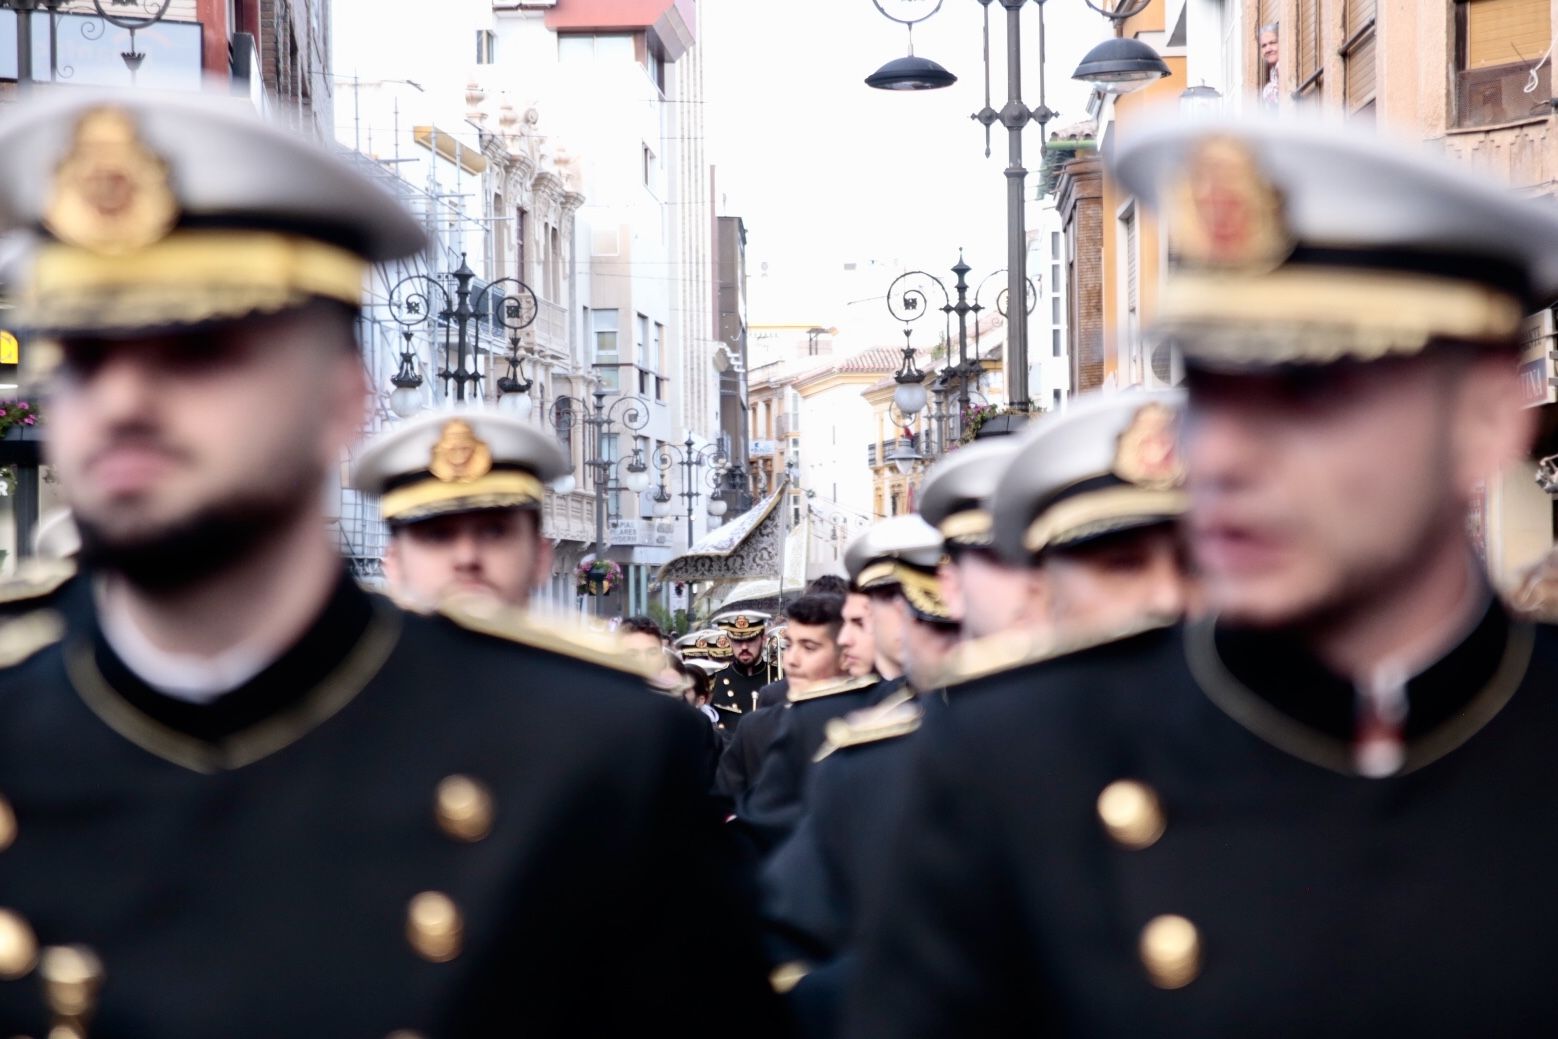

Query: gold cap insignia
left=734, top=615, right=750, bottom=629
left=428, top=420, right=493, bottom=484
left=1114, top=404, right=1183, bottom=491
left=1167, top=136, right=1293, bottom=273
left=717, top=635, right=732, bottom=649
left=44, top=107, right=178, bottom=256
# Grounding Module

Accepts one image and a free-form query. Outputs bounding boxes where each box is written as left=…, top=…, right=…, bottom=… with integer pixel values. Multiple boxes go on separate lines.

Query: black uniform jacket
left=848, top=604, right=1558, bottom=1038
left=762, top=687, right=923, bottom=1039
left=738, top=675, right=902, bottom=854
left=716, top=702, right=786, bottom=803
left=0, top=570, right=783, bottom=1039
left=710, top=660, right=769, bottom=727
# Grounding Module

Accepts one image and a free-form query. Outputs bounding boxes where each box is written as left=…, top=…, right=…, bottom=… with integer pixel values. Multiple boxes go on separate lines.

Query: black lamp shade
left=866, top=54, right=958, bottom=91
left=1071, top=36, right=1171, bottom=89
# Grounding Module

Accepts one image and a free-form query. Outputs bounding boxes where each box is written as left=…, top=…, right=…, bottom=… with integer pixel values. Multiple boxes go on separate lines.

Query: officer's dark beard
left=76, top=483, right=316, bottom=594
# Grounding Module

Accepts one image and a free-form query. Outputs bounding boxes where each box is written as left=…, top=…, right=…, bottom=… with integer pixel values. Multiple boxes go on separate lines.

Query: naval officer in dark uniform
left=709, top=609, right=772, bottom=721
left=736, top=519, right=936, bottom=852
left=765, top=396, right=1193, bottom=1038
left=0, top=89, right=780, bottom=1038
left=353, top=409, right=568, bottom=612
left=849, top=116, right=1558, bottom=1038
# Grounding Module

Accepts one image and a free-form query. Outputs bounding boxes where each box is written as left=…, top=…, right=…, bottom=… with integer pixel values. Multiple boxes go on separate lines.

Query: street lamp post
left=650, top=435, right=731, bottom=549
left=867, top=0, right=1168, bottom=411
left=887, top=251, right=1034, bottom=448
left=546, top=387, right=650, bottom=617
left=385, top=253, right=539, bottom=412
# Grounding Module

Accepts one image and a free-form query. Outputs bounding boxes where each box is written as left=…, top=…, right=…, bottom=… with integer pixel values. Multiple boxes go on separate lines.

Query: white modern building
left=331, top=0, right=727, bottom=616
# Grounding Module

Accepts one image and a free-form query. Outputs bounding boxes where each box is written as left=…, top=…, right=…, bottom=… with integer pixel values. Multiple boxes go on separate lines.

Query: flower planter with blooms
left=958, top=403, right=1014, bottom=446
left=0, top=400, right=42, bottom=440
left=575, top=560, right=624, bottom=596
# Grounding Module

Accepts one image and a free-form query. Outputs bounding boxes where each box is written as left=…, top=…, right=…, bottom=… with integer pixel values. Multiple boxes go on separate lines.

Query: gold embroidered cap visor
left=0, top=89, right=426, bottom=337
left=711, top=610, right=771, bottom=640
left=937, top=508, right=994, bottom=546
left=353, top=410, right=571, bottom=525
left=990, top=390, right=1187, bottom=564
left=18, top=230, right=369, bottom=337
left=896, top=564, right=955, bottom=624
left=1111, top=113, right=1558, bottom=370
left=1023, top=484, right=1190, bottom=555
left=854, top=560, right=901, bottom=592
left=380, top=470, right=547, bottom=525
left=1154, top=266, right=1525, bottom=370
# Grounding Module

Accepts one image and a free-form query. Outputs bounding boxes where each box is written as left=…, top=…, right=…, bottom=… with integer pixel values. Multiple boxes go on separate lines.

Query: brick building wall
left=254, top=0, right=332, bottom=136
left=1056, top=153, right=1105, bottom=393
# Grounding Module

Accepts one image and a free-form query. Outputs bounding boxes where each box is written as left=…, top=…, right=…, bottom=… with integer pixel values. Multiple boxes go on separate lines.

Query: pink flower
left=22, top=417, right=34, bottom=426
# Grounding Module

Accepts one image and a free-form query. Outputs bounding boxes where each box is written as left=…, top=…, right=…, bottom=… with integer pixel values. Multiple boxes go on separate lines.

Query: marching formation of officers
left=1, top=81, right=1558, bottom=1039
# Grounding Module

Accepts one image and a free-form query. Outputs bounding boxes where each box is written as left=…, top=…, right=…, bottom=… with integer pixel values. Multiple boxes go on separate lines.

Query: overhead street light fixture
left=867, top=0, right=1167, bottom=413
left=892, top=329, right=929, bottom=417
left=1072, top=35, right=1172, bottom=93
left=865, top=0, right=956, bottom=92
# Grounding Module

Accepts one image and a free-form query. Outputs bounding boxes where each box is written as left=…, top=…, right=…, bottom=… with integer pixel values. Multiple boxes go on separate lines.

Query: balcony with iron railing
left=869, top=437, right=916, bottom=470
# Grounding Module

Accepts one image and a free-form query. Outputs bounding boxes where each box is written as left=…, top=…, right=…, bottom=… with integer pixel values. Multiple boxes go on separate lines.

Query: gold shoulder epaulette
left=814, top=694, right=922, bottom=762
left=0, top=560, right=76, bottom=606
left=438, top=596, right=656, bottom=680
left=936, top=615, right=1176, bottom=690
left=0, top=608, right=65, bottom=668
left=935, top=630, right=1049, bottom=689
left=787, top=673, right=878, bottom=704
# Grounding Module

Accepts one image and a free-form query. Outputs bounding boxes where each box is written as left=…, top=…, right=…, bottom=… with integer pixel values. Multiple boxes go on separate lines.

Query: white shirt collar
left=96, top=584, right=278, bottom=704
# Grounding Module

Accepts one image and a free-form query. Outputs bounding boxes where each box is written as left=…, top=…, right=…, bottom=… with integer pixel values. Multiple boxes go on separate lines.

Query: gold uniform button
left=435, top=775, right=494, bottom=843
left=769, top=961, right=810, bottom=995
left=0, top=909, right=38, bottom=980
left=1139, top=914, right=1200, bottom=989
left=0, top=795, right=14, bottom=851
left=1097, top=780, right=1166, bottom=850
left=39, top=944, right=103, bottom=1021
left=407, top=892, right=463, bottom=963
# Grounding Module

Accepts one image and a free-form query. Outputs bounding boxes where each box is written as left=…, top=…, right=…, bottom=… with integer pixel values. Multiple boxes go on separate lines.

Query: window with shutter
left=1256, top=0, right=1281, bottom=93
left=1455, top=0, right=1552, bottom=128
left=1342, top=0, right=1377, bottom=117
left=1296, top=0, right=1324, bottom=99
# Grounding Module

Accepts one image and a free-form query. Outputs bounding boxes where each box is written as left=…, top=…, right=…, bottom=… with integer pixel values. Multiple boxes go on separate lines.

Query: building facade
left=330, top=0, right=732, bottom=615
left=1232, top=0, right=1558, bottom=584
left=0, top=0, right=334, bottom=563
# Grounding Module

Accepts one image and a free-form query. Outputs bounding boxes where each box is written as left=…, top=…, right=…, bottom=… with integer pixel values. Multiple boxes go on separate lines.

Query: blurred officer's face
left=732, top=637, right=762, bottom=665
left=867, top=588, right=906, bottom=677
left=782, top=619, right=845, bottom=686
left=895, top=598, right=960, bottom=692
left=942, top=549, right=1045, bottom=640
left=1042, top=525, right=1191, bottom=639
left=1184, top=352, right=1529, bottom=630
left=620, top=630, right=664, bottom=657
left=48, top=306, right=366, bottom=590
left=837, top=592, right=877, bottom=677
left=383, top=508, right=548, bottom=610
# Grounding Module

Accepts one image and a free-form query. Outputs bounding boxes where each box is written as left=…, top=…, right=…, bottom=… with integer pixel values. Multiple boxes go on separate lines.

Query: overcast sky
left=701, top=0, right=1110, bottom=330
